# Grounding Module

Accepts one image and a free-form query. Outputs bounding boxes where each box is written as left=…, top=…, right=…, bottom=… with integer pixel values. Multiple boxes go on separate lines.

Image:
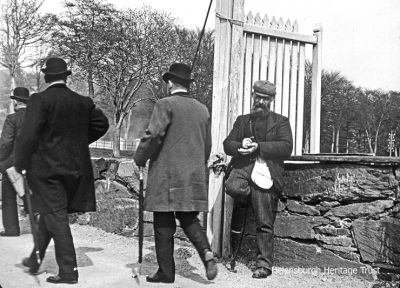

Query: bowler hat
left=253, top=80, right=276, bottom=97
left=41, top=57, right=72, bottom=76
left=10, top=87, right=30, bottom=103
left=162, top=63, right=194, bottom=83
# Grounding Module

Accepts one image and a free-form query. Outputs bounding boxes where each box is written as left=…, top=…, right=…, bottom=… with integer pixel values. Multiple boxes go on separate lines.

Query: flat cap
left=253, top=80, right=276, bottom=97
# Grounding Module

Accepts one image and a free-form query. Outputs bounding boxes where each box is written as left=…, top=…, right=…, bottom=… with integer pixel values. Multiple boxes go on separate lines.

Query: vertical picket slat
left=252, top=13, right=262, bottom=92
left=268, top=17, right=277, bottom=111
left=296, top=43, right=306, bottom=155
left=243, top=12, right=254, bottom=114
left=259, top=15, right=270, bottom=81
left=289, top=41, right=299, bottom=154
left=281, top=20, right=292, bottom=118
left=274, top=18, right=285, bottom=114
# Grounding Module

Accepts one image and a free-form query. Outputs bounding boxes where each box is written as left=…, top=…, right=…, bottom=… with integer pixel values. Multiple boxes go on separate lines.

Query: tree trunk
left=335, top=127, right=340, bottom=153
left=123, top=110, right=132, bottom=140
left=331, top=126, right=335, bottom=153
left=113, top=127, right=121, bottom=158
left=8, top=74, right=17, bottom=114
left=374, top=132, right=379, bottom=155
left=113, top=111, right=122, bottom=157
left=88, top=67, right=94, bottom=98
left=36, top=71, right=41, bottom=92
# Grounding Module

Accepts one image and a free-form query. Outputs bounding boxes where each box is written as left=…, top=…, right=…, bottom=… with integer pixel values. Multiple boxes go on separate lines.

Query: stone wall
left=242, top=163, right=400, bottom=280
left=85, top=158, right=400, bottom=281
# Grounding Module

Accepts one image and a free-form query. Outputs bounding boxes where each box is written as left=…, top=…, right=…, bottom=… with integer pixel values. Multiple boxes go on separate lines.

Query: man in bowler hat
left=0, top=87, right=30, bottom=236
left=223, top=80, right=293, bottom=278
left=15, top=57, right=109, bottom=284
left=134, top=63, right=217, bottom=283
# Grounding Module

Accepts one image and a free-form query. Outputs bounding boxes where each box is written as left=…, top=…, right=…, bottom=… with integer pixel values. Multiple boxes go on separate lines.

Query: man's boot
left=202, top=249, right=218, bottom=280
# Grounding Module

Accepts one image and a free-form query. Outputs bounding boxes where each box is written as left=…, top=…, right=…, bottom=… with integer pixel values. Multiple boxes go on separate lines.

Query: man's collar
left=170, top=88, right=188, bottom=95
left=47, top=80, right=66, bottom=88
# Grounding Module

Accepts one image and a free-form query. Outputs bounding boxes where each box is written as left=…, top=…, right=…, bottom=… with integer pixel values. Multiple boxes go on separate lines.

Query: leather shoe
left=46, top=275, right=78, bottom=284
left=203, top=250, right=218, bottom=280
left=0, top=231, right=19, bottom=237
left=252, top=267, right=272, bottom=279
left=146, top=273, right=174, bottom=283
left=22, top=257, right=40, bottom=275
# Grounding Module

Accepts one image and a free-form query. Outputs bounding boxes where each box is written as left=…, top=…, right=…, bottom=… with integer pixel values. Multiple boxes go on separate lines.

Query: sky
left=40, top=0, right=400, bottom=91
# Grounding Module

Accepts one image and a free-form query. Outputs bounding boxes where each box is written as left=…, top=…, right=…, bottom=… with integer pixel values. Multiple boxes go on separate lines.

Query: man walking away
left=15, top=57, right=109, bottom=284
left=0, top=87, right=30, bottom=237
left=134, top=63, right=217, bottom=283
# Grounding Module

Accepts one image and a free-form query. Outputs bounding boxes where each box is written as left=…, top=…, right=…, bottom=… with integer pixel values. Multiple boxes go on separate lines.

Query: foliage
left=49, top=0, right=117, bottom=97
left=304, top=62, right=400, bottom=156
left=0, top=0, right=52, bottom=92
left=171, top=27, right=214, bottom=111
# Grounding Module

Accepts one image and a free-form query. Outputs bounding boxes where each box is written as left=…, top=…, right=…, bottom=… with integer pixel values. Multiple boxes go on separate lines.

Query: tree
left=49, top=0, right=117, bottom=98
left=355, top=89, right=392, bottom=155
left=0, top=0, right=51, bottom=111
left=304, top=62, right=359, bottom=154
left=174, top=27, right=214, bottom=111
left=93, top=6, right=178, bottom=157
left=320, top=70, right=357, bottom=153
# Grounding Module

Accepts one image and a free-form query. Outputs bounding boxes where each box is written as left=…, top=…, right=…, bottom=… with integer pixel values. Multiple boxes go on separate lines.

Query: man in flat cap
left=15, top=57, right=109, bottom=284
left=134, top=63, right=217, bottom=283
left=0, top=87, right=30, bottom=237
left=223, top=80, right=293, bottom=278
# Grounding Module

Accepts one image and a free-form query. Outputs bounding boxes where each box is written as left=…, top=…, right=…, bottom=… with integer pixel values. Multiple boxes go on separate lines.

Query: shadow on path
left=126, top=245, right=211, bottom=285
left=15, top=246, right=103, bottom=275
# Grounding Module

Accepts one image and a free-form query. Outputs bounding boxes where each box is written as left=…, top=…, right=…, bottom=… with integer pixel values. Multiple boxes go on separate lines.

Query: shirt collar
left=47, top=80, right=66, bottom=87
left=171, top=88, right=188, bottom=95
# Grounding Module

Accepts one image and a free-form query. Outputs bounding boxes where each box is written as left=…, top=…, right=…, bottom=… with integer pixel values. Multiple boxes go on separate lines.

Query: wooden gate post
left=208, top=0, right=244, bottom=257
left=310, top=24, right=322, bottom=154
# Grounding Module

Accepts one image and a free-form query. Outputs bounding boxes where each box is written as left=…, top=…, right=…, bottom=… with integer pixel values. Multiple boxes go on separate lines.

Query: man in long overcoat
left=14, top=57, right=109, bottom=284
left=0, top=87, right=30, bottom=236
left=134, top=63, right=217, bottom=283
left=223, top=80, right=293, bottom=279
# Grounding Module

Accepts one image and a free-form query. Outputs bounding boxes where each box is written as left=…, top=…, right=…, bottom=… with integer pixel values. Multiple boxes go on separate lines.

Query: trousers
left=28, top=208, right=78, bottom=279
left=2, top=175, right=24, bottom=234
left=153, top=211, right=211, bottom=281
left=230, top=171, right=279, bottom=270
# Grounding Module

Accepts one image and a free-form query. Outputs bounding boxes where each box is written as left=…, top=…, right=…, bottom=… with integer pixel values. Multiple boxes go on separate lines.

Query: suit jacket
left=223, top=112, right=293, bottom=192
left=0, top=108, right=25, bottom=173
left=15, top=83, right=109, bottom=213
left=134, top=92, right=211, bottom=212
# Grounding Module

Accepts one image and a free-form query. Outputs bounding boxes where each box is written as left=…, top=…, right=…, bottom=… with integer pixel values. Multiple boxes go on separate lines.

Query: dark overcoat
left=14, top=84, right=109, bottom=213
left=0, top=108, right=25, bottom=172
left=223, top=112, right=293, bottom=192
left=134, top=92, right=211, bottom=212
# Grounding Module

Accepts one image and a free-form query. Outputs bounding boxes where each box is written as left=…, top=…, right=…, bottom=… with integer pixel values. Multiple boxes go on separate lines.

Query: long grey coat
left=134, top=92, right=211, bottom=212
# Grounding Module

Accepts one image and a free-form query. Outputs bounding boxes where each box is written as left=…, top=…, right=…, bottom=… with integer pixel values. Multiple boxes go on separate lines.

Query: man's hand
left=238, top=142, right=258, bottom=155
left=242, top=138, right=253, bottom=149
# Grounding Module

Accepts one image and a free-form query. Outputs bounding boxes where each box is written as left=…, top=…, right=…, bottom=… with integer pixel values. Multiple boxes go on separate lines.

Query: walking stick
left=138, top=167, right=144, bottom=264
left=22, top=170, right=41, bottom=266
left=132, top=166, right=144, bottom=284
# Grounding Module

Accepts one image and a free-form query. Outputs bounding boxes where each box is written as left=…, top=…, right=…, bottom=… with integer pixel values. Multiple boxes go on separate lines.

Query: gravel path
left=0, top=212, right=376, bottom=288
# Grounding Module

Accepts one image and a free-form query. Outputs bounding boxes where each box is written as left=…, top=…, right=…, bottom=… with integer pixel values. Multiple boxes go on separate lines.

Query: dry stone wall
left=243, top=163, right=400, bottom=280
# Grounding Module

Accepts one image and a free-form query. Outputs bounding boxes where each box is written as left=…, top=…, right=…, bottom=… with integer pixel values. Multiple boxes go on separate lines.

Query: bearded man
left=223, top=80, right=293, bottom=279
